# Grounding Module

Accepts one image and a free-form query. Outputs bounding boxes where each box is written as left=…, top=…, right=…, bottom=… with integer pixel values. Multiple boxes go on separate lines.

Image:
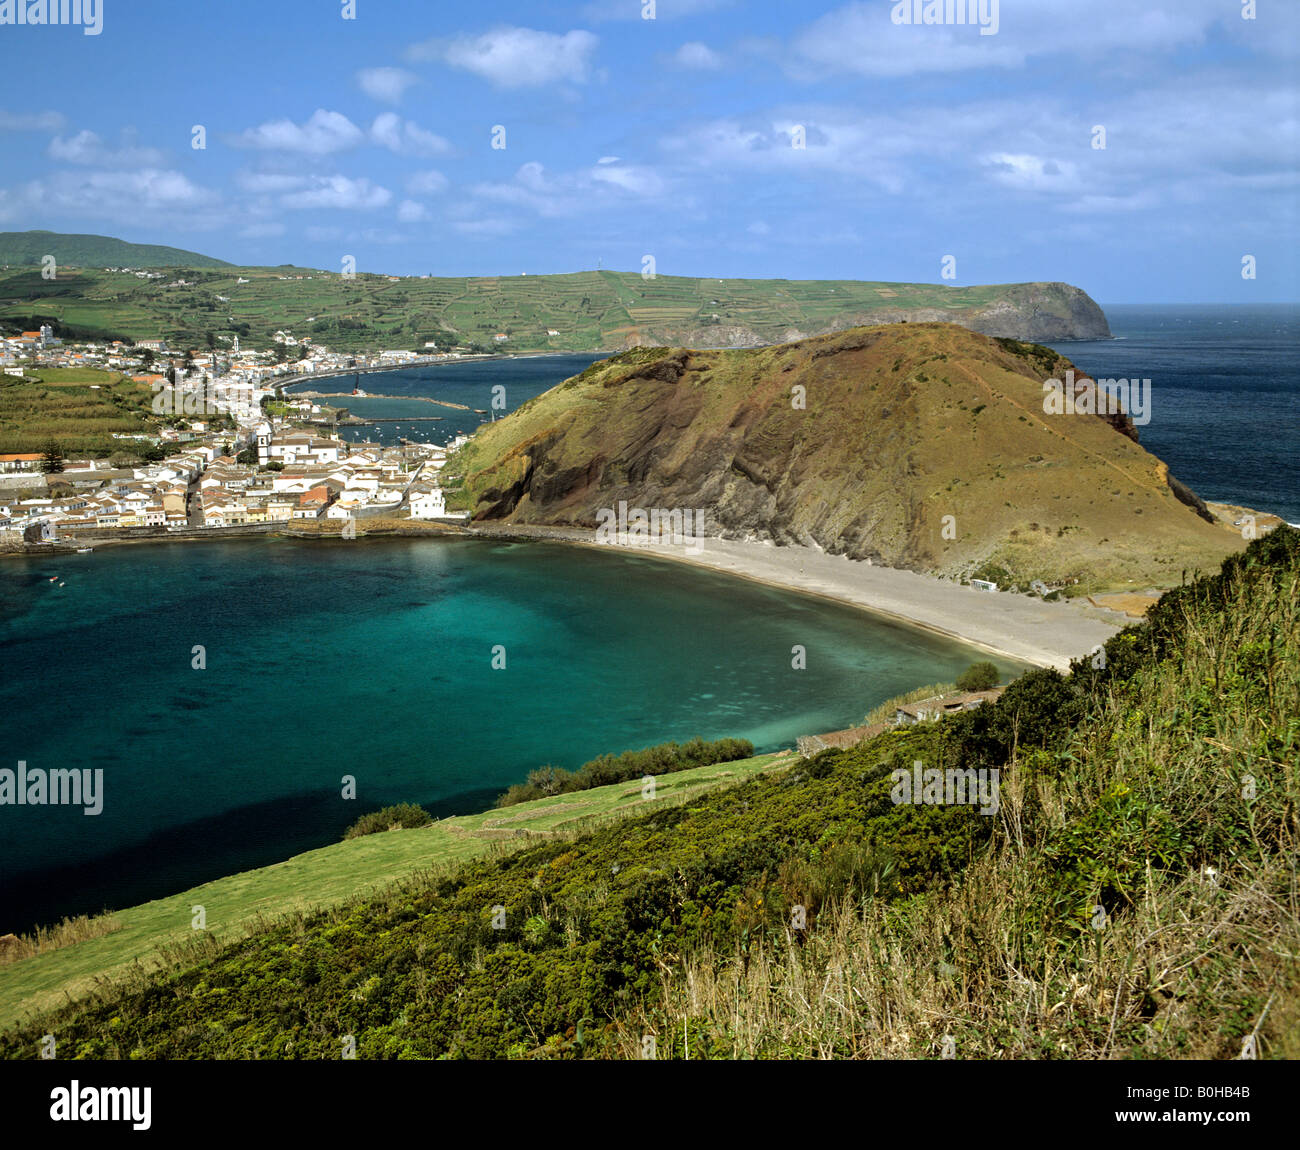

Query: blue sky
left=0, top=0, right=1296, bottom=302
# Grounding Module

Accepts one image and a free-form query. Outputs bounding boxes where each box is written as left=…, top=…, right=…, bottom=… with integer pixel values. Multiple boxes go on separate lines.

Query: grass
left=0, top=264, right=1096, bottom=356
left=0, top=750, right=796, bottom=1034
left=863, top=681, right=957, bottom=726
left=0, top=915, right=124, bottom=967
left=0, top=367, right=157, bottom=455
left=612, top=536, right=1300, bottom=1059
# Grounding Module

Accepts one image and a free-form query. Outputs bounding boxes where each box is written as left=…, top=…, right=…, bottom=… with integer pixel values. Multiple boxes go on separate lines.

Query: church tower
left=255, top=422, right=272, bottom=465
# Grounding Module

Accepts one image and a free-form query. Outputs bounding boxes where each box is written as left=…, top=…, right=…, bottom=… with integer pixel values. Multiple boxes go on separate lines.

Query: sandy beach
left=470, top=525, right=1129, bottom=671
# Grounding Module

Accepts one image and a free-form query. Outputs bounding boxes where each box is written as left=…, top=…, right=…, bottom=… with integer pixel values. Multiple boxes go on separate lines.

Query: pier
left=293, top=391, right=473, bottom=411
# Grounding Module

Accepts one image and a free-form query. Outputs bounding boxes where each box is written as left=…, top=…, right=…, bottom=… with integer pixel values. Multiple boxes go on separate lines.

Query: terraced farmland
left=0, top=262, right=1110, bottom=353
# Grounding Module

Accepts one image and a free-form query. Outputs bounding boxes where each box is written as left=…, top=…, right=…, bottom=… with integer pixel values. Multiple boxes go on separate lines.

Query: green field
left=0, top=750, right=796, bottom=1033
left=0, top=367, right=160, bottom=456
left=0, top=263, right=1092, bottom=355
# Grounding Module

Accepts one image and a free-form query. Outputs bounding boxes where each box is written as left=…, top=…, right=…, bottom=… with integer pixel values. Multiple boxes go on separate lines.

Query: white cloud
left=790, top=3, right=1020, bottom=78
left=13, top=169, right=221, bottom=228
left=356, top=67, right=420, bottom=104
left=463, top=158, right=666, bottom=231
left=281, top=176, right=392, bottom=210
left=369, top=113, right=450, bottom=157
left=984, top=153, right=1080, bottom=194
left=661, top=113, right=912, bottom=192
left=788, top=0, right=1247, bottom=80
left=47, top=130, right=166, bottom=168
left=597, top=155, right=620, bottom=164
left=675, top=42, right=722, bottom=69
left=234, top=110, right=365, bottom=155
left=406, top=169, right=449, bottom=195
left=654, top=78, right=1299, bottom=224
left=236, top=172, right=310, bottom=194
left=590, top=163, right=665, bottom=196
left=397, top=199, right=429, bottom=223
left=410, top=26, right=598, bottom=89
left=0, top=109, right=66, bottom=132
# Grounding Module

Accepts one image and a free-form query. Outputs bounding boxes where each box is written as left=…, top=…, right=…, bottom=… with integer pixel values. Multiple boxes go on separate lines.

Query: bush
left=955, top=661, right=1000, bottom=691
left=342, top=803, right=432, bottom=840
left=495, top=737, right=755, bottom=807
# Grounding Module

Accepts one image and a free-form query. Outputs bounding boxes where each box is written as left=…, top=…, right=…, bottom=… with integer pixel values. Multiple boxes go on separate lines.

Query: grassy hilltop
left=0, top=230, right=230, bottom=271
left=455, top=323, right=1245, bottom=591
left=2, top=528, right=1296, bottom=1059
left=0, top=233, right=1110, bottom=351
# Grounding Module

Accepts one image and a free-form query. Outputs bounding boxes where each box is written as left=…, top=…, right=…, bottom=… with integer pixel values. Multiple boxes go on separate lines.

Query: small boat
left=76, top=547, right=94, bottom=554
left=58, top=582, right=65, bottom=587
left=49, top=576, right=58, bottom=582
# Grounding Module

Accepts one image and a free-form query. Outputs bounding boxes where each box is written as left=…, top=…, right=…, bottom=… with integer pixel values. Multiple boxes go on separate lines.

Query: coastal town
left=0, top=322, right=472, bottom=548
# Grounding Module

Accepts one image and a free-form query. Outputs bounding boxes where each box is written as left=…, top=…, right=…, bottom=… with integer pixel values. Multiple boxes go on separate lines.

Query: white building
left=409, top=487, right=446, bottom=519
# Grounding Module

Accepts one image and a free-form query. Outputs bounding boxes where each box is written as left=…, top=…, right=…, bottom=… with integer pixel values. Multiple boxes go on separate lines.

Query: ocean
left=1048, top=304, right=1299, bottom=524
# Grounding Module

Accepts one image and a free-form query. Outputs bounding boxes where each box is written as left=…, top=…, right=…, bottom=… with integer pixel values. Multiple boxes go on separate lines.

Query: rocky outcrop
left=457, top=322, right=1238, bottom=587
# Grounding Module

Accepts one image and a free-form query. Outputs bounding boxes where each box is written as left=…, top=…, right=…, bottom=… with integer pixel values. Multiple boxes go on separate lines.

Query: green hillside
left=0, top=366, right=164, bottom=456
left=0, top=750, right=795, bottom=1034
left=2, top=528, right=1296, bottom=1059
left=0, top=231, right=231, bottom=270
left=0, top=240, right=1110, bottom=352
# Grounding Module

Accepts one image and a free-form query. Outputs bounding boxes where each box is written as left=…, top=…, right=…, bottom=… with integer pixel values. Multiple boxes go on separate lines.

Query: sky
left=0, top=0, right=1296, bottom=303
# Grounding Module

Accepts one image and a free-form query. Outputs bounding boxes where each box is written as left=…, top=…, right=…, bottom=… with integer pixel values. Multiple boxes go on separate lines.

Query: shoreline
left=463, top=524, right=1128, bottom=671
left=3, top=520, right=1128, bottom=667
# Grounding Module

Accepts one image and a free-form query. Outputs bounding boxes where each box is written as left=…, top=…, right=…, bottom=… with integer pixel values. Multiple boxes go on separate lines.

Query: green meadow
left=0, top=751, right=796, bottom=1033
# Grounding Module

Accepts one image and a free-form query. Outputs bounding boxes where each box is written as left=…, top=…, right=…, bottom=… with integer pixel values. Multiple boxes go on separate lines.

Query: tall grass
left=615, top=547, right=1300, bottom=1059
left=0, top=916, right=124, bottom=967
left=863, top=682, right=956, bottom=727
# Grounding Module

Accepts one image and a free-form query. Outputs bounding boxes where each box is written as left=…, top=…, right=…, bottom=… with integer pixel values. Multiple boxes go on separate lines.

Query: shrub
left=342, top=803, right=432, bottom=840
left=496, top=737, right=755, bottom=807
left=955, top=661, right=1000, bottom=691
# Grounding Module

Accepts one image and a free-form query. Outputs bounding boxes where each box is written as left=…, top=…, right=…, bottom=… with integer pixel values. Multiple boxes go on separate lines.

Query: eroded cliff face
left=458, top=322, right=1237, bottom=586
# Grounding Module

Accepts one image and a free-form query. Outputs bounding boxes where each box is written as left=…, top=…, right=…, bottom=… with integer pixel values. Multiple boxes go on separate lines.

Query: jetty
left=293, top=391, right=473, bottom=412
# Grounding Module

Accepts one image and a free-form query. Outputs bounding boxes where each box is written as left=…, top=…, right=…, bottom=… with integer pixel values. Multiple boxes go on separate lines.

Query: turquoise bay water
left=291, top=354, right=603, bottom=449
left=0, top=537, right=1024, bottom=931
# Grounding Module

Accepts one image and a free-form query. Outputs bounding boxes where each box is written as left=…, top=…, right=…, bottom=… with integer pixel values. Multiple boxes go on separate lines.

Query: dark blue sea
left=1048, top=304, right=1299, bottom=524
